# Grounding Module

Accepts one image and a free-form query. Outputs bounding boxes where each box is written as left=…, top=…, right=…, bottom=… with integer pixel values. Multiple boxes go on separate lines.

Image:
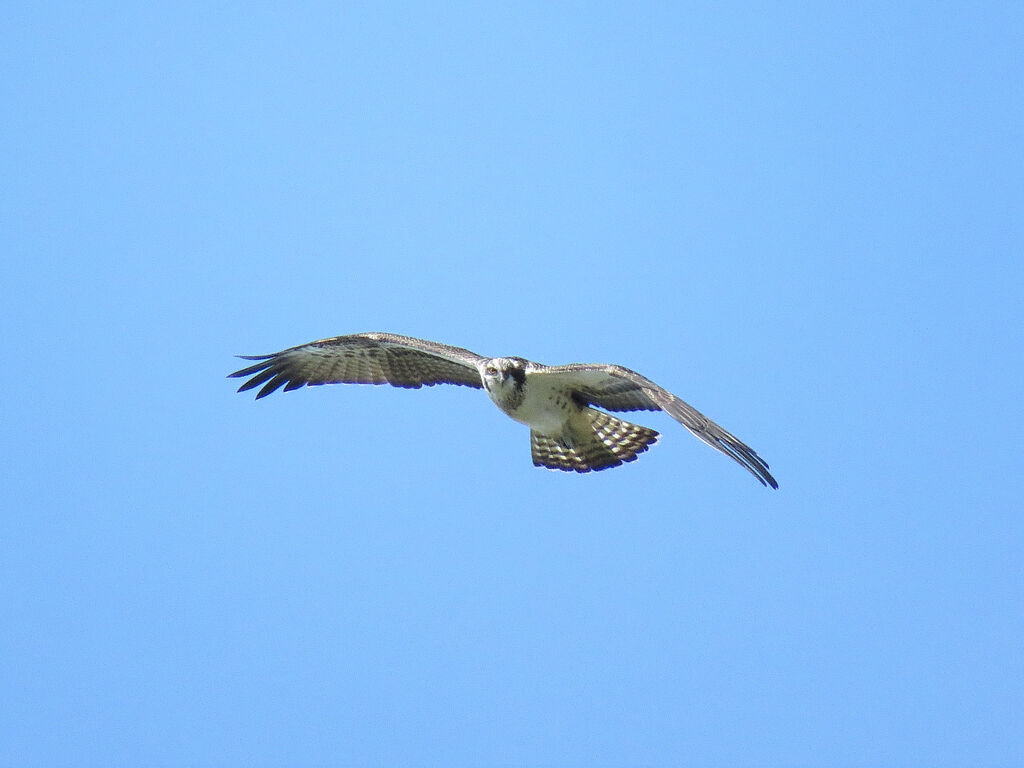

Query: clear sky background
left=2, top=2, right=1022, bottom=766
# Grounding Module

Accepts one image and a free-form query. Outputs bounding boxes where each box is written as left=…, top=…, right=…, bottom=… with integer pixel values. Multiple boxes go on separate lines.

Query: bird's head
left=480, top=357, right=528, bottom=395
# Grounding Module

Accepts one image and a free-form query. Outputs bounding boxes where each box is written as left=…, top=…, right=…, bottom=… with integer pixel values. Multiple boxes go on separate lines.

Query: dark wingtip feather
left=702, top=432, right=777, bottom=490
left=743, top=452, right=778, bottom=489
left=256, top=373, right=292, bottom=399
left=228, top=356, right=276, bottom=379
left=747, top=451, right=778, bottom=490
left=234, top=365, right=277, bottom=393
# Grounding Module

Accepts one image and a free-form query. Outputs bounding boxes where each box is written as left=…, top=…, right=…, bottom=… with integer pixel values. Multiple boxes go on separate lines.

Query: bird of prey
left=229, top=332, right=778, bottom=488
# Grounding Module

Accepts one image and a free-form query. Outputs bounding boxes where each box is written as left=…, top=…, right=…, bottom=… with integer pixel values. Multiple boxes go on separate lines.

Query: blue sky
left=2, top=2, right=1021, bottom=765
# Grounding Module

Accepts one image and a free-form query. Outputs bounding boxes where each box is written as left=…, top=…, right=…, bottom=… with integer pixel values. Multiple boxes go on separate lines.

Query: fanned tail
left=531, top=410, right=659, bottom=473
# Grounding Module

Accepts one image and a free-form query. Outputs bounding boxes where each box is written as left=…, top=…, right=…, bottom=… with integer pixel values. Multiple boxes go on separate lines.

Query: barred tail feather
left=531, top=410, right=659, bottom=473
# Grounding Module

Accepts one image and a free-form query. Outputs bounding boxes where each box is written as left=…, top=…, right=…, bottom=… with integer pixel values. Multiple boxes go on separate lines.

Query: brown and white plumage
left=229, top=332, right=778, bottom=488
left=229, top=332, right=486, bottom=396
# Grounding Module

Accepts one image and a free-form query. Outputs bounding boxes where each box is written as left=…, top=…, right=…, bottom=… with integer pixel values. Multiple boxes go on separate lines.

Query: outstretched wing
left=542, top=363, right=778, bottom=489
left=229, top=332, right=487, bottom=399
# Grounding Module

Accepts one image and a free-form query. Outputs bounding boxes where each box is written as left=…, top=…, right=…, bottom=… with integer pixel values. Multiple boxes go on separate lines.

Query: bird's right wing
left=229, top=332, right=487, bottom=399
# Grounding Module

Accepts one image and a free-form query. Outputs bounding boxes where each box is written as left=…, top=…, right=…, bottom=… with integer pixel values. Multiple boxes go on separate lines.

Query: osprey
left=229, top=332, right=778, bottom=488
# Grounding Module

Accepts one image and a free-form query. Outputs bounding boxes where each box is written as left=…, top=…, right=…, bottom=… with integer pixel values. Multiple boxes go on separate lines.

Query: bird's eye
left=485, top=365, right=497, bottom=376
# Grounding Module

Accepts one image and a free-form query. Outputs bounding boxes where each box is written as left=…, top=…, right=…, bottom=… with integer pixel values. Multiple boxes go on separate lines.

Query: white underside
left=488, top=373, right=577, bottom=435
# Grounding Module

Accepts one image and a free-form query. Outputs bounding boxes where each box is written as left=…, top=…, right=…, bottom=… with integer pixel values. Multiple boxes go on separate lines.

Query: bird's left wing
left=229, top=332, right=487, bottom=399
left=541, top=363, right=778, bottom=489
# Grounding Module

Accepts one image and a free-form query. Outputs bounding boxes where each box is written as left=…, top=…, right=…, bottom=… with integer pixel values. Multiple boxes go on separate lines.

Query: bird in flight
left=229, top=332, right=778, bottom=488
